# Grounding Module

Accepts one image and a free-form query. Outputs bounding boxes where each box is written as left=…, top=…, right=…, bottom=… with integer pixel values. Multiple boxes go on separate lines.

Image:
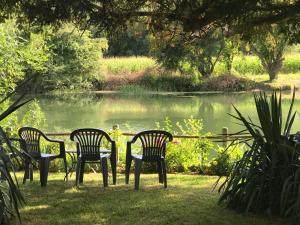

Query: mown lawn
left=13, top=173, right=290, bottom=225
left=244, top=73, right=300, bottom=90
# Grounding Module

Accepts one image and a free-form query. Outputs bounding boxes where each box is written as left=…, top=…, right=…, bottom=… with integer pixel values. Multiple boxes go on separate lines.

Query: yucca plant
left=0, top=77, right=34, bottom=224
left=218, top=90, right=300, bottom=219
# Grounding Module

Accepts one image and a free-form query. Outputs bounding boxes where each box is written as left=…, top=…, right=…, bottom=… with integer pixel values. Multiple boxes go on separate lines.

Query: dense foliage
left=4, top=1, right=300, bottom=40
left=1, top=17, right=300, bottom=93
left=155, top=117, right=213, bottom=172
left=39, top=25, right=107, bottom=91
left=151, top=29, right=225, bottom=77
left=105, top=28, right=150, bottom=56
left=0, top=20, right=48, bottom=93
left=0, top=20, right=108, bottom=92
left=1, top=1, right=300, bottom=90
left=219, top=91, right=300, bottom=219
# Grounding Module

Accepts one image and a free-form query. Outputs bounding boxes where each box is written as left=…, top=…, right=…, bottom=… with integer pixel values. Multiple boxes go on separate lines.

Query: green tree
left=250, top=25, right=289, bottom=81
left=106, top=25, right=150, bottom=56
left=39, top=25, right=108, bottom=90
left=221, top=36, right=240, bottom=74
left=0, top=19, right=49, bottom=93
left=151, top=29, right=225, bottom=77
left=0, top=20, right=24, bottom=92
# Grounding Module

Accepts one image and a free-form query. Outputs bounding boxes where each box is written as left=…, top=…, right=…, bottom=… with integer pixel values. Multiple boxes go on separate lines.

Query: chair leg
left=162, top=160, right=167, bottom=188
left=110, top=156, right=117, bottom=185
left=68, top=153, right=77, bottom=178
left=157, top=161, right=163, bottom=183
left=23, top=161, right=29, bottom=184
left=79, top=160, right=85, bottom=184
left=101, top=157, right=108, bottom=187
left=134, top=159, right=143, bottom=190
left=40, top=158, right=50, bottom=187
left=63, top=156, right=68, bottom=182
left=29, top=164, right=33, bottom=181
left=125, top=157, right=132, bottom=184
left=75, top=157, right=82, bottom=187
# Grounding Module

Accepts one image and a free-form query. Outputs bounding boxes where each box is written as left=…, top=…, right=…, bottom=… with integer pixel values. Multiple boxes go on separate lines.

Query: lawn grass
left=12, top=172, right=290, bottom=225
left=243, top=73, right=300, bottom=90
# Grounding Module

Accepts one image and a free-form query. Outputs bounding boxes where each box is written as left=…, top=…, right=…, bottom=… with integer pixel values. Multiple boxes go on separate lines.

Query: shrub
left=141, top=67, right=200, bottom=91
left=39, top=25, right=107, bottom=91
left=203, top=145, right=243, bottom=176
left=155, top=117, right=213, bottom=172
left=0, top=83, right=33, bottom=224
left=200, top=74, right=256, bottom=92
left=219, top=91, right=300, bottom=219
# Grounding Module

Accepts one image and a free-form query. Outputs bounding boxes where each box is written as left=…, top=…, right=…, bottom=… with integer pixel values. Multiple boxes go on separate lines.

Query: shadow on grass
left=12, top=173, right=289, bottom=225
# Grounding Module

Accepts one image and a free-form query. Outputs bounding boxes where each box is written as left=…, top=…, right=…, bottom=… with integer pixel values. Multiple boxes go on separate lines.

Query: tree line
left=1, top=19, right=298, bottom=94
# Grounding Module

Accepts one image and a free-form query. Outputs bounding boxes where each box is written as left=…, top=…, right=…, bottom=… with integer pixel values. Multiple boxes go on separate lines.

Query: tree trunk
left=267, top=59, right=283, bottom=81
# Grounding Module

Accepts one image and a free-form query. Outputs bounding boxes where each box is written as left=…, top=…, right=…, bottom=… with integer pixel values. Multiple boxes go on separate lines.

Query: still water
left=35, top=91, right=299, bottom=134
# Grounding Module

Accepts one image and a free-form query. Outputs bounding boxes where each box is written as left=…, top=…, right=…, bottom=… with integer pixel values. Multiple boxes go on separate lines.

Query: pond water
left=34, top=91, right=300, bottom=135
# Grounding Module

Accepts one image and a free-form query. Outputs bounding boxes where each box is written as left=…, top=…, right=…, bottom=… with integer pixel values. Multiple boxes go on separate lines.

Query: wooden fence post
left=222, top=127, right=229, bottom=148
left=112, top=124, right=119, bottom=162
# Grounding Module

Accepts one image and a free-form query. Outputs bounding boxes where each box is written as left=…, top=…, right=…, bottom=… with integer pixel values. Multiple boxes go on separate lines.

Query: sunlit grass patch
left=11, top=172, right=290, bottom=225
left=243, top=73, right=300, bottom=90
left=101, top=57, right=156, bottom=74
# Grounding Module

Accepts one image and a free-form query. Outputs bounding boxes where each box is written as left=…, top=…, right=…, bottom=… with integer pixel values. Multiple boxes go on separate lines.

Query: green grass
left=12, top=173, right=290, bottom=225
left=100, top=57, right=156, bottom=74
left=243, top=73, right=300, bottom=90
left=100, top=55, right=300, bottom=77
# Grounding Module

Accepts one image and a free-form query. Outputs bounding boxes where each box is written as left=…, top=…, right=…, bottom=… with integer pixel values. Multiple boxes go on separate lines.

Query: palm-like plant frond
left=219, top=90, right=300, bottom=219
left=0, top=75, right=36, bottom=224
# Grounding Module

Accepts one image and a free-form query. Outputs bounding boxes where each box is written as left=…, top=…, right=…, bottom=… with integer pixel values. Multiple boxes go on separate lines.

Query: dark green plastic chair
left=70, top=128, right=117, bottom=187
left=125, top=130, right=173, bottom=190
left=18, top=127, right=68, bottom=187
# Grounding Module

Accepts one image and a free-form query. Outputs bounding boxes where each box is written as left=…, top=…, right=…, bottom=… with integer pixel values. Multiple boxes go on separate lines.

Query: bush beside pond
left=18, top=116, right=243, bottom=176
left=2, top=97, right=244, bottom=176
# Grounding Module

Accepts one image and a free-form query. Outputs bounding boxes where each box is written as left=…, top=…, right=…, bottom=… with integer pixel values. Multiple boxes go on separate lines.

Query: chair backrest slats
left=19, top=127, right=43, bottom=158
left=133, top=130, right=173, bottom=162
left=70, top=128, right=110, bottom=161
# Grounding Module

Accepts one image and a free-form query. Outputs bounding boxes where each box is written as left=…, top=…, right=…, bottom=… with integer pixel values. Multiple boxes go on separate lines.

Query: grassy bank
left=13, top=173, right=291, bottom=225
left=96, top=56, right=300, bottom=92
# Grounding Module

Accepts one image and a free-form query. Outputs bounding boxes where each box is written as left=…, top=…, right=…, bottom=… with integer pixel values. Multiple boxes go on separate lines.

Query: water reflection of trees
left=34, top=92, right=300, bottom=133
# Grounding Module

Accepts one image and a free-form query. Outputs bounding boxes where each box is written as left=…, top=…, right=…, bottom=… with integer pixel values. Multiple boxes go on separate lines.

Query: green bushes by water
left=112, top=117, right=243, bottom=175
left=140, top=67, right=200, bottom=91
left=6, top=111, right=242, bottom=175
